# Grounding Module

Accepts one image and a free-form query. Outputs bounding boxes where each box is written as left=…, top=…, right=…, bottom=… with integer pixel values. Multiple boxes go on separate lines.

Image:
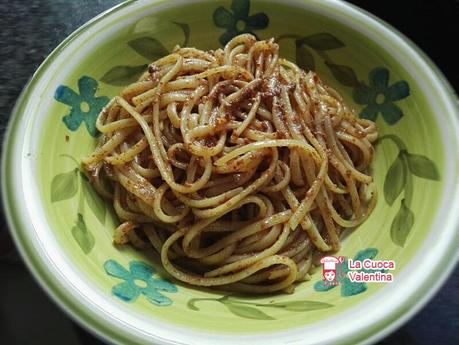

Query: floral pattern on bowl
left=213, top=0, right=269, bottom=45
left=353, top=67, right=410, bottom=124
left=54, top=76, right=109, bottom=137
left=105, top=260, right=177, bottom=306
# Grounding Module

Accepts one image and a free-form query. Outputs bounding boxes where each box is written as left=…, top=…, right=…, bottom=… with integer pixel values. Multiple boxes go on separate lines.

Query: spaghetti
left=82, top=34, right=377, bottom=294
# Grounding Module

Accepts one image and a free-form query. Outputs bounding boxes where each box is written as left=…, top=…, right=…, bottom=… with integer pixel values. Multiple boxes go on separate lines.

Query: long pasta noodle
left=83, top=34, right=377, bottom=294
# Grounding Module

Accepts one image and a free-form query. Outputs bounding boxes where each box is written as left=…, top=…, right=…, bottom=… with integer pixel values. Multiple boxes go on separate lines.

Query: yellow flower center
left=236, top=19, right=245, bottom=31
left=375, top=93, right=385, bottom=105
left=80, top=101, right=90, bottom=112
left=134, top=279, right=147, bottom=288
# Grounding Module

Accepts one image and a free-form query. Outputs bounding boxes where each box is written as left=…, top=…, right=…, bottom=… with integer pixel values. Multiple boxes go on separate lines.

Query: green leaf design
left=81, top=173, right=106, bottom=224
left=100, top=64, right=148, bottom=86
left=404, top=152, right=440, bottom=181
left=390, top=199, right=415, bottom=247
left=51, top=168, right=79, bottom=202
left=264, top=300, right=333, bottom=311
left=186, top=297, right=218, bottom=311
left=173, top=22, right=190, bottom=47
left=295, top=42, right=315, bottom=71
left=299, top=33, right=345, bottom=50
left=325, top=62, right=359, bottom=87
left=71, top=214, right=95, bottom=254
left=384, top=152, right=406, bottom=205
left=224, top=303, right=275, bottom=320
left=60, top=154, right=79, bottom=167
left=127, top=37, right=169, bottom=60
left=187, top=298, right=201, bottom=311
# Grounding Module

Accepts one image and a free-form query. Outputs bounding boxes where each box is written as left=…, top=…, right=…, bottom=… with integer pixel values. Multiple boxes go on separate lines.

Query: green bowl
left=2, top=0, right=459, bottom=344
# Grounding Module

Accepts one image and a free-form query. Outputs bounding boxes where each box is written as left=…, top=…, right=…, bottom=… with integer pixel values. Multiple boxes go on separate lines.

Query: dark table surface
left=0, top=1, right=458, bottom=344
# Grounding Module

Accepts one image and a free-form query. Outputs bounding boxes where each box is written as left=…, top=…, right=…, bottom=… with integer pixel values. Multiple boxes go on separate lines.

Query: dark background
left=0, top=0, right=458, bottom=344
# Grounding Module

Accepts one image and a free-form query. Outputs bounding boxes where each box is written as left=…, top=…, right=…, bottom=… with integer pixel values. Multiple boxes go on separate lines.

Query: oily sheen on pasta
left=82, top=34, right=377, bottom=294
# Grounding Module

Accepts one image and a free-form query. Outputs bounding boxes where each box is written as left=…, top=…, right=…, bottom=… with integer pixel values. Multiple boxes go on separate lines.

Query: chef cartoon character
left=320, top=256, right=345, bottom=285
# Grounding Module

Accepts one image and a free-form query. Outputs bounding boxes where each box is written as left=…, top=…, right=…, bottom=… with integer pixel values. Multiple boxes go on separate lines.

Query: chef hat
left=320, top=256, right=340, bottom=270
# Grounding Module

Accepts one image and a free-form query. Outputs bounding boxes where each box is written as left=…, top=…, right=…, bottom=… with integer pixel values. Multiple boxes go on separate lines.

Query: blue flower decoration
left=353, top=67, right=410, bottom=125
left=314, top=248, right=382, bottom=297
left=213, top=0, right=269, bottom=46
left=54, top=76, right=109, bottom=137
left=104, top=260, right=177, bottom=306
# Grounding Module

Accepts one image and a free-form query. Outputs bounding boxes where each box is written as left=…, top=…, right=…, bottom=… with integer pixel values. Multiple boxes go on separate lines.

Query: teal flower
left=213, top=0, right=269, bottom=46
left=54, top=76, right=109, bottom=137
left=314, top=248, right=381, bottom=297
left=353, top=67, right=410, bottom=125
left=104, top=260, right=177, bottom=306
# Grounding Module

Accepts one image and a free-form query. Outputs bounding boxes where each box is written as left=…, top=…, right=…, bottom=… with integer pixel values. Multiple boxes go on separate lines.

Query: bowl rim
left=2, top=0, right=459, bottom=344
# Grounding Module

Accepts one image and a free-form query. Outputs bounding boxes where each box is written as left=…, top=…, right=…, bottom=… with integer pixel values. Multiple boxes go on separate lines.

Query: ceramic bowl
left=2, top=0, right=459, bottom=344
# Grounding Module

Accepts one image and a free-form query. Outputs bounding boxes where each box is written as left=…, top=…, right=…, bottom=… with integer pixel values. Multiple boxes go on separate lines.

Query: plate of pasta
left=2, top=0, right=458, bottom=344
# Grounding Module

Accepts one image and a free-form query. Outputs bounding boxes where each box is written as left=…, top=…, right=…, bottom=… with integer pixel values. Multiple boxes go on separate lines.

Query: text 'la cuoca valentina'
left=347, top=259, right=396, bottom=283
